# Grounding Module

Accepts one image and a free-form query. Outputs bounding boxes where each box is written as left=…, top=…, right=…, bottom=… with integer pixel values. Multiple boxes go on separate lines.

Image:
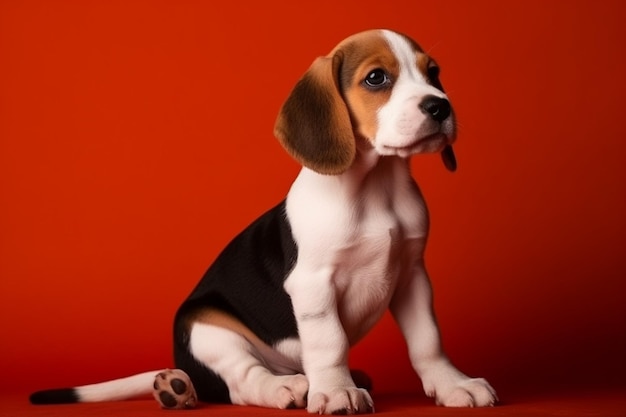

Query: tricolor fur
left=30, top=29, right=497, bottom=414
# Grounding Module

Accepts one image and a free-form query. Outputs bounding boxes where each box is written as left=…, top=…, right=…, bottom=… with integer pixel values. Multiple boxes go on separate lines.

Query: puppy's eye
left=364, top=69, right=390, bottom=89
left=427, top=64, right=444, bottom=91
left=427, top=65, right=440, bottom=80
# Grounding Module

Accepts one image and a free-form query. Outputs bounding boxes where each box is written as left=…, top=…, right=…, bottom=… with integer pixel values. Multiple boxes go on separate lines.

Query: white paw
left=428, top=377, right=498, bottom=407
left=307, top=387, right=374, bottom=415
left=272, top=374, right=310, bottom=409
left=421, top=363, right=497, bottom=407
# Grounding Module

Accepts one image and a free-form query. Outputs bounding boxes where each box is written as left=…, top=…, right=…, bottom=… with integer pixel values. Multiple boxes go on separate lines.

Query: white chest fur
left=284, top=154, right=429, bottom=345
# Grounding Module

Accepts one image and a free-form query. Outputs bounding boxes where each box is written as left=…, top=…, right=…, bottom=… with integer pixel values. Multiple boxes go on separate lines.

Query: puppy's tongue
left=441, top=145, right=457, bottom=172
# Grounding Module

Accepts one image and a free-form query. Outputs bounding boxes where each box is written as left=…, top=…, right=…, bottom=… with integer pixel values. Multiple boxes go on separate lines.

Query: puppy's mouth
left=381, top=132, right=449, bottom=157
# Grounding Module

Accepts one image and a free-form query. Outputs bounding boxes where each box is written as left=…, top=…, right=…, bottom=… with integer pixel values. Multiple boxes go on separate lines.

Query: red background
left=1, top=0, right=625, bottom=406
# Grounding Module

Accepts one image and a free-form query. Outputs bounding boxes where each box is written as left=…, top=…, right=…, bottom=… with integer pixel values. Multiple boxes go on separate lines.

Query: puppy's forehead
left=333, top=30, right=430, bottom=85
left=381, top=30, right=431, bottom=80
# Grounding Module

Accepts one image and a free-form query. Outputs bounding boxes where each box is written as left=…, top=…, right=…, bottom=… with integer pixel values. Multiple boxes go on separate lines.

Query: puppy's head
left=274, top=29, right=457, bottom=175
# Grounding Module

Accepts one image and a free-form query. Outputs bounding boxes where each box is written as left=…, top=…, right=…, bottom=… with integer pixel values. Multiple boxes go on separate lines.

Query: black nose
left=420, top=96, right=451, bottom=123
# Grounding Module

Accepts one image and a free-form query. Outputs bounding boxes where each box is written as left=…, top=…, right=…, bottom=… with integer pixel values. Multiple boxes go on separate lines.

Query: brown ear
left=274, top=53, right=355, bottom=175
left=441, top=144, right=457, bottom=172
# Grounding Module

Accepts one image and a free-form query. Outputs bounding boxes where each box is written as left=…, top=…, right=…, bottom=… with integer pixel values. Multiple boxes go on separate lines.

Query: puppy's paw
left=429, top=377, right=497, bottom=407
left=153, top=369, right=197, bottom=409
left=422, top=362, right=498, bottom=408
left=307, top=387, right=374, bottom=415
left=274, top=374, right=309, bottom=409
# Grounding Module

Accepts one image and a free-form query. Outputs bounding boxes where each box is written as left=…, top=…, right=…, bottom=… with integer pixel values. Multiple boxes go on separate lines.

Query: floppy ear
left=274, top=53, right=355, bottom=175
left=441, top=144, right=457, bottom=172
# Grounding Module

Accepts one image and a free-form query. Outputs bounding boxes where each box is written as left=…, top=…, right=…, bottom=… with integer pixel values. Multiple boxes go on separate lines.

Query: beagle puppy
left=30, top=29, right=497, bottom=414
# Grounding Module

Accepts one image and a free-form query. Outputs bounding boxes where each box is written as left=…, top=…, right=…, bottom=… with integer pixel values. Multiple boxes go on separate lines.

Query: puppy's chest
left=298, top=184, right=428, bottom=343
left=286, top=168, right=428, bottom=342
left=333, top=200, right=426, bottom=342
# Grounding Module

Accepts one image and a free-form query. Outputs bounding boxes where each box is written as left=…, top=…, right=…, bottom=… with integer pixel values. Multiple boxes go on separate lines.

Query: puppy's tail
left=30, top=370, right=161, bottom=405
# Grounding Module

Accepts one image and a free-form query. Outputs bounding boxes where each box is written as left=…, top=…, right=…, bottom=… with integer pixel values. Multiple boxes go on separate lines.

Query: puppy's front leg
left=390, top=261, right=498, bottom=407
left=285, top=267, right=374, bottom=415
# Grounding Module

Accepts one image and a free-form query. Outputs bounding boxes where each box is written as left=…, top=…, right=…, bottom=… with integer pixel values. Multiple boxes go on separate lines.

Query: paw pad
left=152, top=369, right=197, bottom=409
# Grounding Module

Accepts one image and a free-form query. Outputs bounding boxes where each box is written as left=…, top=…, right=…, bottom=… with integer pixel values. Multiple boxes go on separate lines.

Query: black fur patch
left=30, top=388, right=79, bottom=405
left=173, top=201, right=298, bottom=403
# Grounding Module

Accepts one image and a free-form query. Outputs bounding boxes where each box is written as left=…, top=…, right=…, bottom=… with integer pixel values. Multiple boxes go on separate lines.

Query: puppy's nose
left=419, top=96, right=451, bottom=123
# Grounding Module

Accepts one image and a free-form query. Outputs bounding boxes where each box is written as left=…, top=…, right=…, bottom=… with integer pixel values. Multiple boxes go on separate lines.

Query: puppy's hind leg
left=189, top=323, right=309, bottom=410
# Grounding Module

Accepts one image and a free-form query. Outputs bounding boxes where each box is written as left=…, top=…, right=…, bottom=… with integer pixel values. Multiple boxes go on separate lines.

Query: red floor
left=2, top=387, right=624, bottom=417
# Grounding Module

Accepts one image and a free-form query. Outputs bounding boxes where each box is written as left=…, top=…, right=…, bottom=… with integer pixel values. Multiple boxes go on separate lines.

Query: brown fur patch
left=188, top=307, right=269, bottom=351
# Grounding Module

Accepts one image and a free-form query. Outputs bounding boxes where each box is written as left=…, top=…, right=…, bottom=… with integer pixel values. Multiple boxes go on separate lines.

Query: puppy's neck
left=294, top=146, right=411, bottom=201
left=352, top=136, right=383, bottom=175
left=347, top=137, right=411, bottom=182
